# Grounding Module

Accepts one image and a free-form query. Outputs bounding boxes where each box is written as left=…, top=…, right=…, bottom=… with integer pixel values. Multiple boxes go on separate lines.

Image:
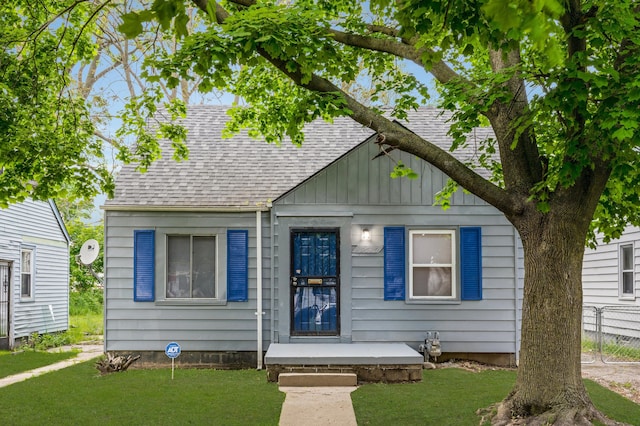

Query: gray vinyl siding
left=272, top=140, right=522, bottom=355
left=583, top=225, right=640, bottom=306
left=104, top=114, right=523, bottom=357
left=0, top=199, right=69, bottom=340
left=104, top=210, right=271, bottom=352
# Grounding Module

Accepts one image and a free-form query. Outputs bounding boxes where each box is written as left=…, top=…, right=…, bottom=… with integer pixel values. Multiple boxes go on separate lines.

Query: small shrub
left=69, top=288, right=103, bottom=316
left=26, top=332, right=72, bottom=351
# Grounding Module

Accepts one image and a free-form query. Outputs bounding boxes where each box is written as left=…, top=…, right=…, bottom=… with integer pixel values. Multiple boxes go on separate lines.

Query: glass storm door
left=290, top=229, right=339, bottom=336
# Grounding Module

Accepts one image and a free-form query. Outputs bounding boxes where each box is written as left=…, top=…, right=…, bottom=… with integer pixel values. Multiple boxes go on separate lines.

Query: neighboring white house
left=103, top=106, right=524, bottom=369
left=0, top=199, right=71, bottom=349
left=583, top=225, right=639, bottom=306
left=582, top=225, right=640, bottom=348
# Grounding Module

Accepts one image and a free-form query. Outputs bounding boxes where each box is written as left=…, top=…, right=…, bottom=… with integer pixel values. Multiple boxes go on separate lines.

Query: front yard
left=0, top=359, right=638, bottom=425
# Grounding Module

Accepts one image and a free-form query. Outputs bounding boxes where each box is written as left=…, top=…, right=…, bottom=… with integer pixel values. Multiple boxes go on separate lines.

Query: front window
left=409, top=230, right=456, bottom=299
left=620, top=244, right=635, bottom=298
left=21, top=248, right=33, bottom=298
left=166, top=235, right=216, bottom=298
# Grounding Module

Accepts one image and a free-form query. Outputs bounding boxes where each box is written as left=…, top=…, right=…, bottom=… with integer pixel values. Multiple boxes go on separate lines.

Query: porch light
left=362, top=228, right=371, bottom=241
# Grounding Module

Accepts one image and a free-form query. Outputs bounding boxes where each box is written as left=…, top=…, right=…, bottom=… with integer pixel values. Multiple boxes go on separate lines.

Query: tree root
left=477, top=400, right=629, bottom=425
left=95, top=352, right=140, bottom=374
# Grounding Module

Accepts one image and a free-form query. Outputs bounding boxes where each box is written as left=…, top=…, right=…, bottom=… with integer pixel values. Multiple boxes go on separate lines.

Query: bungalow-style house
left=103, top=106, right=524, bottom=378
left=0, top=199, right=71, bottom=349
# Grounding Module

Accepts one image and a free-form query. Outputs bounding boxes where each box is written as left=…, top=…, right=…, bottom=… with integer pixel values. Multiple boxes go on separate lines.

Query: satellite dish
left=79, top=239, right=100, bottom=265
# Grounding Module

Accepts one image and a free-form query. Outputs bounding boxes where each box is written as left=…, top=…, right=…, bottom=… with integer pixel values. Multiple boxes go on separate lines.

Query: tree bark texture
left=492, top=201, right=621, bottom=425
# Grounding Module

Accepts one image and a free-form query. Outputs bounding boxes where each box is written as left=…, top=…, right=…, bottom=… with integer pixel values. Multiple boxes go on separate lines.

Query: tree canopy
left=2, top=0, right=640, bottom=424
left=0, top=1, right=113, bottom=206
left=117, top=0, right=640, bottom=242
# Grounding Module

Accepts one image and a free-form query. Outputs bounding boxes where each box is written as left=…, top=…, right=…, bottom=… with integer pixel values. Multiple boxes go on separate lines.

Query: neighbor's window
left=620, top=244, right=635, bottom=298
left=21, top=248, right=34, bottom=298
left=409, top=230, right=456, bottom=299
left=166, top=235, right=216, bottom=298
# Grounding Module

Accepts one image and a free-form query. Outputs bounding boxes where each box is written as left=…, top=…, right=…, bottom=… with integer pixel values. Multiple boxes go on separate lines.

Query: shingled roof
left=104, top=105, right=493, bottom=210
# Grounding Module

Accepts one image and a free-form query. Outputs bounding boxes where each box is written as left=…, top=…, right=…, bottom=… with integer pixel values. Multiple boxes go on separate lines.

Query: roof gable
left=105, top=106, right=494, bottom=209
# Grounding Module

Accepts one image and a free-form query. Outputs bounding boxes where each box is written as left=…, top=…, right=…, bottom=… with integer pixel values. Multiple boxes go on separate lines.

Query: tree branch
left=188, top=0, right=521, bottom=216
left=328, top=29, right=461, bottom=85
left=487, top=47, right=543, bottom=195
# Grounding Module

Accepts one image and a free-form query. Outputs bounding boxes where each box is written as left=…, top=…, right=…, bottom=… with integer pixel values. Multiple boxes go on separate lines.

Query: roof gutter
left=102, top=205, right=270, bottom=213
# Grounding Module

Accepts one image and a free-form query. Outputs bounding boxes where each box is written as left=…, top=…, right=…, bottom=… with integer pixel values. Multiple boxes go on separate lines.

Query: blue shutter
left=384, top=227, right=405, bottom=300
left=460, top=227, right=482, bottom=300
left=133, top=230, right=155, bottom=302
left=227, top=230, right=248, bottom=302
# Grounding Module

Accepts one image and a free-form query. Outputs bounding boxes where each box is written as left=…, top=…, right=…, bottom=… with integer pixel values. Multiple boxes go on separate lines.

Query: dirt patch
left=581, top=362, right=640, bottom=405
left=436, top=360, right=640, bottom=405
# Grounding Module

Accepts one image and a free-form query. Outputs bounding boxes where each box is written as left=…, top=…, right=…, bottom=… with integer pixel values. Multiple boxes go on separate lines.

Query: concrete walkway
left=278, top=386, right=358, bottom=426
left=0, top=344, right=103, bottom=388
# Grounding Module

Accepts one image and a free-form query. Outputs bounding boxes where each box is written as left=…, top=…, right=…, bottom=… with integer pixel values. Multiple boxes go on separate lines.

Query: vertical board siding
left=105, top=211, right=271, bottom=352
left=0, top=199, right=69, bottom=339
left=281, top=140, right=489, bottom=207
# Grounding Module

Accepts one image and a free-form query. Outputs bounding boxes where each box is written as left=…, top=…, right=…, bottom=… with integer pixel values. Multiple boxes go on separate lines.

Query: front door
left=0, top=262, right=10, bottom=347
left=290, top=229, right=339, bottom=336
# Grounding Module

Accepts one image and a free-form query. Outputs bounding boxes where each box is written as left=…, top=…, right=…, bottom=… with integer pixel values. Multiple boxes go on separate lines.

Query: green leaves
left=119, top=0, right=190, bottom=39
left=116, top=90, right=189, bottom=171
left=390, top=161, right=419, bottom=180
left=0, top=1, right=111, bottom=205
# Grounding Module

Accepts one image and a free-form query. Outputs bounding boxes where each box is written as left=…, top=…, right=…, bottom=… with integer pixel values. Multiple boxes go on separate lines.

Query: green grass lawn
left=0, top=351, right=77, bottom=379
left=0, top=362, right=284, bottom=425
left=68, top=312, right=103, bottom=343
left=352, top=368, right=640, bottom=426
left=0, top=363, right=638, bottom=425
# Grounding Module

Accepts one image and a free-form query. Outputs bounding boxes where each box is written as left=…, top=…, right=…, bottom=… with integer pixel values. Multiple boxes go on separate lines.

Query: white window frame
left=165, top=234, right=218, bottom=300
left=20, top=247, right=35, bottom=300
left=619, top=243, right=635, bottom=299
left=409, top=230, right=457, bottom=300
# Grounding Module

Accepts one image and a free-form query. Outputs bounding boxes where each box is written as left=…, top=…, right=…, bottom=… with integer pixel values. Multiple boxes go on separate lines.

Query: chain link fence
left=582, top=305, right=640, bottom=364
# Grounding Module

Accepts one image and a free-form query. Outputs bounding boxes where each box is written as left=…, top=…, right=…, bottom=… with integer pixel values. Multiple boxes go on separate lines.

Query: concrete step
left=278, top=372, right=358, bottom=387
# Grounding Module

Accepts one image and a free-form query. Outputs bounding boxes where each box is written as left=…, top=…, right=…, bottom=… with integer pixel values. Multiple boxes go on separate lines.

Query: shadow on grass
left=352, top=369, right=640, bottom=425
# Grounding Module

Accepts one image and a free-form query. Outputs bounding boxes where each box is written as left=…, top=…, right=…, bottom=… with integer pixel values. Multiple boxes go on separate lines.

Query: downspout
left=256, top=210, right=264, bottom=370
left=513, top=230, right=520, bottom=366
left=269, top=203, right=276, bottom=344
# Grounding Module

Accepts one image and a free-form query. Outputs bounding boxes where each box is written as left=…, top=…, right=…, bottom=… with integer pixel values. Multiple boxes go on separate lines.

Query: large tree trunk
left=489, top=199, right=621, bottom=425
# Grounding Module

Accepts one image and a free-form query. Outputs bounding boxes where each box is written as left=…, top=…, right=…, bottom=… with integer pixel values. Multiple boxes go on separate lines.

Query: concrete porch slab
left=265, top=343, right=424, bottom=383
left=264, top=343, right=423, bottom=365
